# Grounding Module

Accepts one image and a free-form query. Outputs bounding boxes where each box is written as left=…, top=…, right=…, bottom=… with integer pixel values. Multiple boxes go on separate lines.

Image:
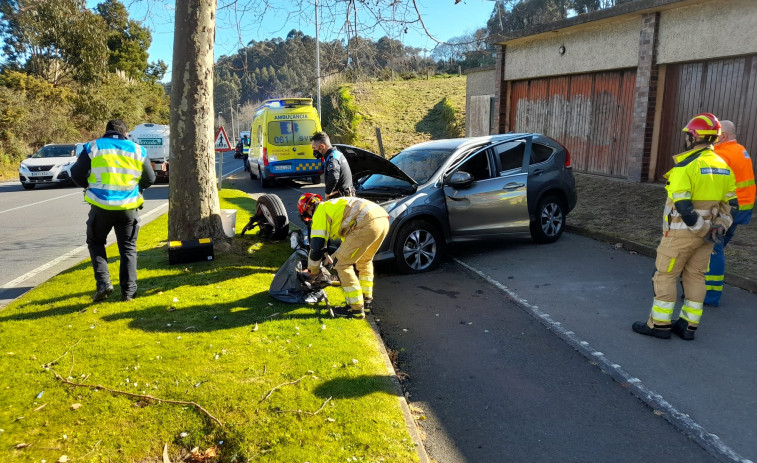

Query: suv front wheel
left=530, top=194, right=566, bottom=243
left=393, top=219, right=444, bottom=274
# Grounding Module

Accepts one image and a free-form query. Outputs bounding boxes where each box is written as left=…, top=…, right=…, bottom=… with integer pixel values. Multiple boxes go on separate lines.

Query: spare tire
left=255, top=194, right=289, bottom=240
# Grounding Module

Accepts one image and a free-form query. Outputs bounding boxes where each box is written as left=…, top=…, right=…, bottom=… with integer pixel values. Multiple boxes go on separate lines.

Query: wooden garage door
left=508, top=69, right=637, bottom=178
left=657, top=55, right=757, bottom=181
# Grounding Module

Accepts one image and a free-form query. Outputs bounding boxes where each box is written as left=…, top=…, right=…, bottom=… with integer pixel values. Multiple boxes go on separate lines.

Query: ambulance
left=249, top=98, right=323, bottom=187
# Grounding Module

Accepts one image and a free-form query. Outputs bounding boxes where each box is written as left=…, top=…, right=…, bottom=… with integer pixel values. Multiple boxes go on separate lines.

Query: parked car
left=18, top=143, right=84, bottom=190
left=336, top=133, right=577, bottom=273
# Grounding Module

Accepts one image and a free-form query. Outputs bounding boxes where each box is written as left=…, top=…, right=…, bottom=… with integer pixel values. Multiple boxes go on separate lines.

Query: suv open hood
left=334, top=144, right=416, bottom=186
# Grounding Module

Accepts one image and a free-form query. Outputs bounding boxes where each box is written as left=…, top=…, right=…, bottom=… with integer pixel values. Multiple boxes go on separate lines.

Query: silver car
left=18, top=143, right=85, bottom=190
left=337, top=133, right=577, bottom=274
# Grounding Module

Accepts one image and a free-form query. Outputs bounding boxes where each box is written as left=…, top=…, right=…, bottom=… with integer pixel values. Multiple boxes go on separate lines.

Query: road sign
left=214, top=126, right=232, bottom=152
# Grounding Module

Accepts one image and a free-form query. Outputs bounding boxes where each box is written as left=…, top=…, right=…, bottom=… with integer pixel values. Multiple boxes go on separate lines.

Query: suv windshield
left=32, top=145, right=76, bottom=158
left=361, top=147, right=455, bottom=190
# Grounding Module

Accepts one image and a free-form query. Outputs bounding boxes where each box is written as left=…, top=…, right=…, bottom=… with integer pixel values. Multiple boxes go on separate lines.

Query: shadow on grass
left=415, top=99, right=452, bottom=140
left=100, top=291, right=333, bottom=332
left=312, top=374, right=399, bottom=399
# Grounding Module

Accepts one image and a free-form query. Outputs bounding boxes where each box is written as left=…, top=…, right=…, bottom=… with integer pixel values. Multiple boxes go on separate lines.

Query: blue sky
left=92, top=0, right=498, bottom=81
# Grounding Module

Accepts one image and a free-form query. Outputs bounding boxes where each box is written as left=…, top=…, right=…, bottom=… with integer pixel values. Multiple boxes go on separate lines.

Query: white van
left=129, top=123, right=170, bottom=181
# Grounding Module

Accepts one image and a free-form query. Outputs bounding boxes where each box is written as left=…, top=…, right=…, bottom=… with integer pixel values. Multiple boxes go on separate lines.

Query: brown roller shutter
left=507, top=69, right=637, bottom=178
left=657, top=55, right=757, bottom=181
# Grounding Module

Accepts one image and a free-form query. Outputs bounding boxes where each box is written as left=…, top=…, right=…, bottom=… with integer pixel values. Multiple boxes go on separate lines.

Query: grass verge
left=0, top=188, right=419, bottom=462
left=568, top=173, right=757, bottom=279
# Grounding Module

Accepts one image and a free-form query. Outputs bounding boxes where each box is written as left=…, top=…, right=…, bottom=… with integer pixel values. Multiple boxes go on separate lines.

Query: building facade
left=489, top=0, right=757, bottom=182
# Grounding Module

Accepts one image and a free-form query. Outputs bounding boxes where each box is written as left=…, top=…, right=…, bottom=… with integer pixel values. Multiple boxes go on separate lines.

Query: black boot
left=671, top=318, right=697, bottom=340
left=632, top=321, right=671, bottom=339
left=92, top=283, right=114, bottom=302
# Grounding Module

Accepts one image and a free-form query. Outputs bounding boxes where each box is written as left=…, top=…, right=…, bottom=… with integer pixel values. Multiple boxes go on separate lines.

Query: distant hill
left=324, top=75, right=467, bottom=157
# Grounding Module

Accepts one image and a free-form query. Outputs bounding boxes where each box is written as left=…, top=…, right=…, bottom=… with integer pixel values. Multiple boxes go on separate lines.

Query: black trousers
left=86, top=206, right=140, bottom=298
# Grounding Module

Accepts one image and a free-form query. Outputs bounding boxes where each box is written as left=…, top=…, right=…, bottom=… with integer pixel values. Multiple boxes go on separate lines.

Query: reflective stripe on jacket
left=662, top=146, right=737, bottom=236
left=715, top=140, right=755, bottom=214
left=310, top=197, right=388, bottom=242
left=84, top=137, right=148, bottom=210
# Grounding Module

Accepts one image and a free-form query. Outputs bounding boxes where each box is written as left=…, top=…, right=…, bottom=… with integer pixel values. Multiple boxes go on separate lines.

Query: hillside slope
left=344, top=76, right=467, bottom=156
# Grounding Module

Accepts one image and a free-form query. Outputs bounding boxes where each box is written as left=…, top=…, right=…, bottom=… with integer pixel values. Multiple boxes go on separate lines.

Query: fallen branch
left=52, top=371, right=223, bottom=428
left=273, top=397, right=332, bottom=415
left=42, top=339, right=81, bottom=369
left=258, top=375, right=308, bottom=404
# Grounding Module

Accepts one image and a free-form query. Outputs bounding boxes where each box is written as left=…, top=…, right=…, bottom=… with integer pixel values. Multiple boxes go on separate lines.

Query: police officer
left=298, top=194, right=389, bottom=319
left=703, top=120, right=755, bottom=306
left=633, top=113, right=737, bottom=340
left=71, top=120, right=156, bottom=302
left=311, top=131, right=354, bottom=199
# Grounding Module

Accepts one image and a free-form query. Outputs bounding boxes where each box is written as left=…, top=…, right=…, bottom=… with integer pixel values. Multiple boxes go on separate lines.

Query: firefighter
left=703, top=120, right=755, bottom=306
left=298, top=194, right=389, bottom=319
left=633, top=113, right=737, bottom=340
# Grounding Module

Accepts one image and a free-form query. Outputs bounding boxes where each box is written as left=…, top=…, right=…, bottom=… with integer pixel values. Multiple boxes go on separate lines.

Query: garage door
left=508, top=69, right=637, bottom=178
left=657, top=55, right=757, bottom=181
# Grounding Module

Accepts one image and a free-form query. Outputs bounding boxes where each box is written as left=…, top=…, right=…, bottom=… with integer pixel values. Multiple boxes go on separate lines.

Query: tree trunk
left=168, top=0, right=225, bottom=242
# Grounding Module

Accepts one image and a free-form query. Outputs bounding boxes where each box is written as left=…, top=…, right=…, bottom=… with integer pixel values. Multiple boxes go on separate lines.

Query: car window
left=454, top=149, right=492, bottom=181
left=493, top=141, right=525, bottom=173
left=32, top=145, right=77, bottom=158
left=531, top=143, right=554, bottom=165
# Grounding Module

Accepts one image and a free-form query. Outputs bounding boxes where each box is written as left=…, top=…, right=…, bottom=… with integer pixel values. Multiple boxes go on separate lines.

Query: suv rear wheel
left=530, top=194, right=566, bottom=243
left=394, top=220, right=444, bottom=274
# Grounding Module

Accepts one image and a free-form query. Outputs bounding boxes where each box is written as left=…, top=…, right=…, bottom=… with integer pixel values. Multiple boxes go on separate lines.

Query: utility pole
left=217, top=111, right=223, bottom=191
left=315, top=0, right=321, bottom=117
left=229, top=103, right=235, bottom=142
left=237, top=104, right=242, bottom=138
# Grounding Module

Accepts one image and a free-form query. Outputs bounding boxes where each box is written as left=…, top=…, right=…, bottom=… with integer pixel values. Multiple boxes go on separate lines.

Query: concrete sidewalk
left=454, top=232, right=757, bottom=462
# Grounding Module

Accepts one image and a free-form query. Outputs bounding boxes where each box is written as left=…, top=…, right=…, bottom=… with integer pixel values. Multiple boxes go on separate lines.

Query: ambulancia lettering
left=273, top=114, right=308, bottom=120
left=138, top=138, right=163, bottom=146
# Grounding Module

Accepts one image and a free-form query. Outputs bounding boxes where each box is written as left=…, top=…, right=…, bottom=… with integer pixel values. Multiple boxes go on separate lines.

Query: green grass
left=0, top=188, right=418, bottom=462
left=345, top=75, right=467, bottom=156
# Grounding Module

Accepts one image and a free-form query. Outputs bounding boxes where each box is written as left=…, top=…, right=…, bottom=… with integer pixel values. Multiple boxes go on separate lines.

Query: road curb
left=566, top=225, right=757, bottom=295
left=366, top=314, right=430, bottom=463
left=454, top=257, right=749, bottom=463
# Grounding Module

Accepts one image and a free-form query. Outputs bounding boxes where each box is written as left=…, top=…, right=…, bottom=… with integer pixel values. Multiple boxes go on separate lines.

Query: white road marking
left=453, top=256, right=749, bottom=463
left=1, top=203, right=168, bottom=290
left=1, top=244, right=88, bottom=289
left=2, top=164, right=240, bottom=295
left=0, top=191, right=82, bottom=215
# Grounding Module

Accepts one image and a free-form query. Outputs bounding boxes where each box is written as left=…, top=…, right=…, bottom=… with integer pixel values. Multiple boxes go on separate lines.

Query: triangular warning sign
left=214, top=126, right=232, bottom=152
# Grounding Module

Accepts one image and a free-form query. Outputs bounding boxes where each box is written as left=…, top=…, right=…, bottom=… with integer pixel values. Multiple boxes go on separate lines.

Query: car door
left=443, top=138, right=531, bottom=237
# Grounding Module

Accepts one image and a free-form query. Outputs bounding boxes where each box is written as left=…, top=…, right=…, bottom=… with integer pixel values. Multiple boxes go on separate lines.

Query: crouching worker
left=298, top=194, right=389, bottom=319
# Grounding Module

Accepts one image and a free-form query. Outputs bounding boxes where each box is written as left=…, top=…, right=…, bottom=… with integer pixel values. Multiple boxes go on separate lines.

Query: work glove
left=704, top=224, right=726, bottom=244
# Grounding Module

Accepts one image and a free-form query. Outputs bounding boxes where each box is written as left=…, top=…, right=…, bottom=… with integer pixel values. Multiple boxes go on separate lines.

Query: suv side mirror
left=446, top=171, right=474, bottom=189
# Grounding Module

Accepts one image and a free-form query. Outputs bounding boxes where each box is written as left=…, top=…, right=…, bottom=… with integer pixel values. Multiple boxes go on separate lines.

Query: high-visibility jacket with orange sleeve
left=662, top=146, right=738, bottom=237
left=714, top=140, right=755, bottom=224
left=307, top=197, right=388, bottom=272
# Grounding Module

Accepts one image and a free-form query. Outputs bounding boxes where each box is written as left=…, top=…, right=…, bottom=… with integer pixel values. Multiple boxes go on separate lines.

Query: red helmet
left=682, top=113, right=721, bottom=141
left=297, top=193, right=322, bottom=222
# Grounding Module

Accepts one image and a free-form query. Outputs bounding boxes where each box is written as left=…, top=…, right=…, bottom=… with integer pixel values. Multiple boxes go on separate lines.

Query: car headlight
left=19, top=163, right=29, bottom=172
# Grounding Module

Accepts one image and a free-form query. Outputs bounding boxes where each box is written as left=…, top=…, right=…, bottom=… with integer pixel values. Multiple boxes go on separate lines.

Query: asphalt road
left=0, top=150, right=239, bottom=307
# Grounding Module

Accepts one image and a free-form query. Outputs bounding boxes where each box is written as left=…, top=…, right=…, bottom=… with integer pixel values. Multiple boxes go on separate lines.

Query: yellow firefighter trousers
left=649, top=234, right=713, bottom=327
left=333, top=215, right=390, bottom=309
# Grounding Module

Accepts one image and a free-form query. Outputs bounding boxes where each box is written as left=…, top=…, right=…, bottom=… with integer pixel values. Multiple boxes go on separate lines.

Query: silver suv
left=337, top=133, right=577, bottom=273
